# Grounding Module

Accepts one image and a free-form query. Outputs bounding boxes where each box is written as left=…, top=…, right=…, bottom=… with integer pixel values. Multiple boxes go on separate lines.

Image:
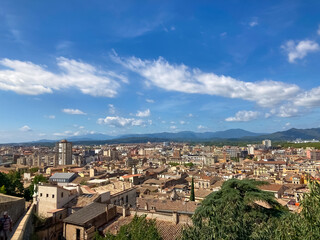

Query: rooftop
left=50, top=172, right=76, bottom=179
left=63, top=202, right=110, bottom=226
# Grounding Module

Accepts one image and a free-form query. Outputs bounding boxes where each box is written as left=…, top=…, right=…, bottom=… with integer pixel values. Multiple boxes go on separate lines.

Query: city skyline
left=1, top=0, right=320, bottom=143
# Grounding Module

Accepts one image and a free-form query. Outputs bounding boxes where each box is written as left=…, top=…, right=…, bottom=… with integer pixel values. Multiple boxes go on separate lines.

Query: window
left=126, top=195, right=128, bottom=203
left=52, top=194, right=55, bottom=198
left=46, top=194, right=49, bottom=197
left=76, top=229, right=80, bottom=240
left=40, top=193, right=42, bottom=197
left=61, top=192, right=64, bottom=198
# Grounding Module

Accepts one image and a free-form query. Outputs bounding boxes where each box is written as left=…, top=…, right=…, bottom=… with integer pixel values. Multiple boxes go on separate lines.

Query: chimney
left=105, top=205, right=109, bottom=222
left=122, top=206, right=129, bottom=217
left=172, top=212, right=178, bottom=224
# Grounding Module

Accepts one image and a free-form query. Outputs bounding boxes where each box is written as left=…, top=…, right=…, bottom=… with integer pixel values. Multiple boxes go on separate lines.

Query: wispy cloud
left=97, top=116, right=145, bottom=127
left=62, top=108, right=86, bottom=115
left=19, top=125, right=32, bottom=132
left=0, top=57, right=127, bottom=97
left=249, top=18, right=259, bottom=27
left=108, top=104, right=116, bottom=114
left=56, top=40, right=73, bottom=51
left=225, top=111, right=260, bottom=122
left=281, top=40, right=319, bottom=63
left=53, top=130, right=81, bottom=137
left=146, top=99, right=154, bottom=103
left=136, top=109, right=151, bottom=117
left=270, top=105, right=299, bottom=118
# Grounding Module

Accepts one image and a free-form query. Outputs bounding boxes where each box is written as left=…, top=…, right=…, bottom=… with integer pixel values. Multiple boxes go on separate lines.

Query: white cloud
left=198, top=125, right=206, bottom=129
left=146, top=99, right=154, bottom=103
left=318, top=24, right=320, bottom=35
left=0, top=57, right=127, bottom=97
left=115, top=56, right=300, bottom=108
left=170, top=125, right=177, bottom=129
left=220, top=32, right=227, bottom=37
left=249, top=19, right=258, bottom=27
left=294, top=87, right=320, bottom=107
left=97, top=116, right=144, bottom=127
left=188, top=113, right=193, bottom=117
left=270, top=105, right=299, bottom=118
left=282, top=40, right=319, bottom=63
left=48, top=115, right=55, bottom=119
left=62, top=108, right=86, bottom=115
left=108, top=104, right=116, bottom=114
left=19, top=125, right=32, bottom=132
left=136, top=109, right=150, bottom=117
left=53, top=129, right=93, bottom=137
left=56, top=41, right=73, bottom=51
left=180, top=121, right=185, bottom=125
left=225, top=111, right=260, bottom=122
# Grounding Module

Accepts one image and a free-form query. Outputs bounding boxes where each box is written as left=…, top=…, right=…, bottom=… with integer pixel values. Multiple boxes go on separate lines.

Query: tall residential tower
left=56, top=139, right=72, bottom=165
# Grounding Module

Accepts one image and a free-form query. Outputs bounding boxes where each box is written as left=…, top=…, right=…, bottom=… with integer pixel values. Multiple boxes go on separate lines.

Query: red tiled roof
left=259, top=184, right=284, bottom=192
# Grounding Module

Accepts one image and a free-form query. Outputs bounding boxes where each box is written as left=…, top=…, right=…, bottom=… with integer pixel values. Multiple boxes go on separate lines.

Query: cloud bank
left=0, top=57, right=127, bottom=97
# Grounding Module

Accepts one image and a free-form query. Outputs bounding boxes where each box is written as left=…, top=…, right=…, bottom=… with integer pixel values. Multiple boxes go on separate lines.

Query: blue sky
left=1, top=0, right=320, bottom=143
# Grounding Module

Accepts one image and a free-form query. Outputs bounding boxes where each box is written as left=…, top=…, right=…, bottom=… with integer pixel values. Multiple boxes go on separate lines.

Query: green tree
left=30, top=167, right=39, bottom=174
left=182, top=179, right=286, bottom=240
left=29, top=174, right=48, bottom=199
left=0, top=171, right=24, bottom=196
left=190, top=177, right=195, bottom=201
left=0, top=185, right=6, bottom=194
left=7, top=171, right=24, bottom=195
left=98, top=215, right=162, bottom=240
left=184, top=162, right=194, bottom=168
left=253, top=180, right=320, bottom=240
left=169, top=162, right=180, bottom=167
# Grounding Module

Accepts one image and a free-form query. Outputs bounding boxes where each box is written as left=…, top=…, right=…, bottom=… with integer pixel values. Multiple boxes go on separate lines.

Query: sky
left=1, top=0, right=320, bottom=143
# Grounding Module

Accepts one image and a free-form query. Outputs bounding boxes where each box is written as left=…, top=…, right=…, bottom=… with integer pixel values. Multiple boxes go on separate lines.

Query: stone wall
left=11, top=203, right=36, bottom=240
left=0, top=193, right=25, bottom=224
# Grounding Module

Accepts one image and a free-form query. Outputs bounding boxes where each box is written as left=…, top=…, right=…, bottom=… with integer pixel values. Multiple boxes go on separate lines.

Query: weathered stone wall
left=11, top=203, right=36, bottom=240
left=0, top=193, right=25, bottom=224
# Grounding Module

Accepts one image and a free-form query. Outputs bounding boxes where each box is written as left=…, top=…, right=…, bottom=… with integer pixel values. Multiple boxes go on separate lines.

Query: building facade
left=56, top=140, right=72, bottom=165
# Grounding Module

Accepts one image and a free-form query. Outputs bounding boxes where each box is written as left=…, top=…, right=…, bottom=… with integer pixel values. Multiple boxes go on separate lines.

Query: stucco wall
left=37, top=185, right=76, bottom=218
left=110, top=188, right=136, bottom=207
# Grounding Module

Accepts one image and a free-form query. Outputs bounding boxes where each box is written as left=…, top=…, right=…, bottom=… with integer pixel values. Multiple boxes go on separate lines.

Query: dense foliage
left=182, top=179, right=286, bottom=240
left=27, top=174, right=48, bottom=200
left=0, top=171, right=47, bottom=201
left=253, top=180, right=320, bottom=240
left=96, top=215, right=162, bottom=240
left=0, top=171, right=24, bottom=197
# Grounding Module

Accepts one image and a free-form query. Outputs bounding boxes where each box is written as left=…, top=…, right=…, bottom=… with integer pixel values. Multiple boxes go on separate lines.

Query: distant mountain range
left=118, top=129, right=263, bottom=140
left=256, top=128, right=320, bottom=141
left=20, top=127, right=320, bottom=145
left=2, top=127, right=320, bottom=146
